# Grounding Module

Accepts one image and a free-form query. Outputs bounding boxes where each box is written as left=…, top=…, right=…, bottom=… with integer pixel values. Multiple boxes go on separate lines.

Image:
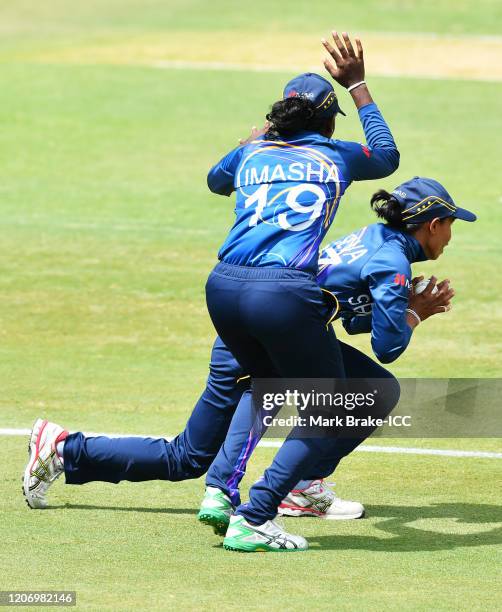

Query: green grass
left=3, top=439, right=502, bottom=610
left=0, top=0, right=501, bottom=37
left=0, top=1, right=501, bottom=609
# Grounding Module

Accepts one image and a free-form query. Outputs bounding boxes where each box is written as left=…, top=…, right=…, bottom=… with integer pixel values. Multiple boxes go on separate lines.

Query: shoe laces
left=307, top=479, right=336, bottom=500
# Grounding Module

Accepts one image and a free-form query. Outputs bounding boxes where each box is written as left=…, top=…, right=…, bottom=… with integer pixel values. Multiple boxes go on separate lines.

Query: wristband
left=406, top=308, right=421, bottom=325
left=347, top=80, right=366, bottom=93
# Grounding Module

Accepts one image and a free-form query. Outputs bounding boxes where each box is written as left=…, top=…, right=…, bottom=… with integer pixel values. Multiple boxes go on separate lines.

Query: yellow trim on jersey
left=321, top=288, right=340, bottom=328
left=323, top=196, right=340, bottom=228
left=236, top=374, right=251, bottom=384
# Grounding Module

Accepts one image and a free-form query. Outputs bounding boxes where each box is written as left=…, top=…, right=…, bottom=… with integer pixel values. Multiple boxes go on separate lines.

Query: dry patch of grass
left=14, top=30, right=502, bottom=81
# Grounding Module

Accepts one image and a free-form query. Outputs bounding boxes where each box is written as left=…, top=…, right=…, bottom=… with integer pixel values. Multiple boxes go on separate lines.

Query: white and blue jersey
left=317, top=223, right=427, bottom=363
left=208, top=103, right=399, bottom=273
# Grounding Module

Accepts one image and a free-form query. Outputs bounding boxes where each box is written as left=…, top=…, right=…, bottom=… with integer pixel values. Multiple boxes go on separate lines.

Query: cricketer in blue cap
left=371, top=176, right=476, bottom=262
left=391, top=176, right=477, bottom=224
left=283, top=72, right=346, bottom=117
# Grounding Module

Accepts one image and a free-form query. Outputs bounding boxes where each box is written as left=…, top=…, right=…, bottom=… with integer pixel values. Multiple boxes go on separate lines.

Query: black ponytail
left=370, top=190, right=418, bottom=233
left=264, top=96, right=327, bottom=141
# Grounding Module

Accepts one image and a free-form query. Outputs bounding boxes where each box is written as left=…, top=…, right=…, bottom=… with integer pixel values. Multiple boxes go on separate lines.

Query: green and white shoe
left=197, top=487, right=234, bottom=535
left=223, top=514, right=308, bottom=553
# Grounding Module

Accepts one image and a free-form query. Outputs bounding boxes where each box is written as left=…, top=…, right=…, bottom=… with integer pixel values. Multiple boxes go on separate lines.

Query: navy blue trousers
left=63, top=338, right=248, bottom=484
left=205, top=262, right=399, bottom=524
left=63, top=263, right=399, bottom=520
left=205, top=340, right=398, bottom=506
left=63, top=336, right=398, bottom=498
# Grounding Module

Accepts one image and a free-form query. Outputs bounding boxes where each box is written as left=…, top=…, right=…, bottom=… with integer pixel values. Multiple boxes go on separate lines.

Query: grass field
left=0, top=1, right=501, bottom=610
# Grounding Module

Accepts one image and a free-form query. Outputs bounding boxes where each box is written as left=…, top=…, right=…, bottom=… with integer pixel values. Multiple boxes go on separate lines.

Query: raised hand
left=321, top=32, right=365, bottom=89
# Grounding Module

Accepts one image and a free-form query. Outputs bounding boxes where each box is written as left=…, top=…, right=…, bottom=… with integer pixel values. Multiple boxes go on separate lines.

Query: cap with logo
left=283, top=72, right=346, bottom=118
left=391, top=177, right=477, bottom=224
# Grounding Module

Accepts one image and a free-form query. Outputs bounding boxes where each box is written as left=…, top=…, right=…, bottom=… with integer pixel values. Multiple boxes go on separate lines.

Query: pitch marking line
left=1, top=427, right=500, bottom=458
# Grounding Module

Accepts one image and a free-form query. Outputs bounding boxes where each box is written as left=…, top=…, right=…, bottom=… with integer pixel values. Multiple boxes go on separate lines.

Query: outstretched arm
left=322, top=32, right=399, bottom=180
left=322, top=32, right=371, bottom=108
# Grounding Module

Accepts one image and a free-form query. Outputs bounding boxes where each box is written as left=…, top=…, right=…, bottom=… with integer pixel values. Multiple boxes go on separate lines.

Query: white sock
left=56, top=440, right=65, bottom=462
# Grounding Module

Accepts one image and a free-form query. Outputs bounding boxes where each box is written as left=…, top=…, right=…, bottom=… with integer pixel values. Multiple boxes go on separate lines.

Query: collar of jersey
left=254, top=130, right=331, bottom=145
left=400, top=230, right=427, bottom=263
left=382, top=224, right=427, bottom=263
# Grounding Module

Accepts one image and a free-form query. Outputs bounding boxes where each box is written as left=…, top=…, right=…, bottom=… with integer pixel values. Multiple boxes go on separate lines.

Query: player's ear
left=428, top=217, right=442, bottom=234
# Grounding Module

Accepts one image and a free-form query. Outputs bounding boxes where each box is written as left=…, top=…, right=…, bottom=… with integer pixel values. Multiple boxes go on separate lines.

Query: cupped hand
left=409, top=276, right=455, bottom=322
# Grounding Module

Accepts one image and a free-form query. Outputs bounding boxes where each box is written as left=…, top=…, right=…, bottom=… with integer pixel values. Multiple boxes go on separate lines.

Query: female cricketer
left=22, top=178, right=475, bottom=551
left=198, top=176, right=475, bottom=547
left=24, top=32, right=401, bottom=550
left=200, top=31, right=400, bottom=551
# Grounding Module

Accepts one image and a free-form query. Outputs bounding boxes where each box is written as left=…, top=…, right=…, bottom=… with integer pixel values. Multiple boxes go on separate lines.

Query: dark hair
left=264, top=96, right=329, bottom=141
left=370, top=190, right=419, bottom=233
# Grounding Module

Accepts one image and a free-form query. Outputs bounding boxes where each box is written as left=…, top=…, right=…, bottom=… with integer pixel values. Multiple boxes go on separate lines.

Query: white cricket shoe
left=223, top=514, right=308, bottom=552
left=23, top=418, right=68, bottom=509
left=278, top=479, right=365, bottom=520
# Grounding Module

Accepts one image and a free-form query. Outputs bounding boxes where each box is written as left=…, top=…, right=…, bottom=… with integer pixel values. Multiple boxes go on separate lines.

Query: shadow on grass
left=58, top=504, right=198, bottom=515
left=58, top=502, right=502, bottom=553
left=308, top=502, right=502, bottom=552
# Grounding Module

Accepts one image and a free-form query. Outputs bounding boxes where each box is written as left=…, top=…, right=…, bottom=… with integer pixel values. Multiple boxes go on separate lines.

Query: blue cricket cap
left=391, top=177, right=477, bottom=224
left=283, top=72, right=346, bottom=118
